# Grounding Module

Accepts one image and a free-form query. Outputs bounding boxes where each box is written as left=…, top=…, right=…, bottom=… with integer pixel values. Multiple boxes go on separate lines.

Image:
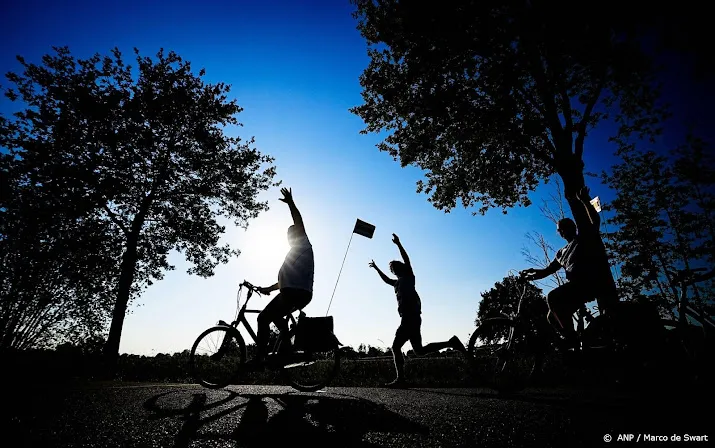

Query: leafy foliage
left=476, top=274, right=548, bottom=346
left=350, top=0, right=665, bottom=215
left=602, top=135, right=715, bottom=318
left=0, top=47, right=277, bottom=361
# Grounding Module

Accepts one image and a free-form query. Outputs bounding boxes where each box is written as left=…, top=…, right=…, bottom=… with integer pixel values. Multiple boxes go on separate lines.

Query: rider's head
left=557, top=218, right=577, bottom=241
left=287, top=225, right=301, bottom=247
left=389, top=260, right=407, bottom=277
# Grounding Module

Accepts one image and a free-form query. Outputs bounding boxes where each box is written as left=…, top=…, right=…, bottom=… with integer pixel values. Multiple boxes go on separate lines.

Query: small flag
left=353, top=219, right=375, bottom=239
left=590, top=196, right=602, bottom=213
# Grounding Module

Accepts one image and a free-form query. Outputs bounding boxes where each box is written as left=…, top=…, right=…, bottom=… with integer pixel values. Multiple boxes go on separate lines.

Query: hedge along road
left=3, top=383, right=711, bottom=447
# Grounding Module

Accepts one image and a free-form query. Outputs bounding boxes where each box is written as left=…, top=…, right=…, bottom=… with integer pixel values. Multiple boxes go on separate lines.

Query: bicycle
left=465, top=270, right=653, bottom=393
left=189, top=281, right=342, bottom=392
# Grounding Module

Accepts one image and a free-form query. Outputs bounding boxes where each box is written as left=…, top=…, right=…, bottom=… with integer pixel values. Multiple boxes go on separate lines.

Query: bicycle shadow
left=144, top=389, right=429, bottom=447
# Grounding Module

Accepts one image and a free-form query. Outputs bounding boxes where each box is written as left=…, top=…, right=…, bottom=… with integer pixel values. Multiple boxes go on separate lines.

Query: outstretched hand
left=368, top=259, right=377, bottom=269
left=257, top=286, right=272, bottom=295
left=577, top=185, right=591, bottom=201
left=519, top=268, right=537, bottom=280
left=279, top=187, right=294, bottom=204
left=392, top=233, right=400, bottom=245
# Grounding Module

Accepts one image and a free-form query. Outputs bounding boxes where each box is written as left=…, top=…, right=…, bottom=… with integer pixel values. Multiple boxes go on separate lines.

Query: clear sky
left=1, top=0, right=709, bottom=355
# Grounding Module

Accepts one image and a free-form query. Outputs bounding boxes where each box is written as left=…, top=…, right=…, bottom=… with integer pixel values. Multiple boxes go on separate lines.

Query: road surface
left=4, top=382, right=711, bottom=447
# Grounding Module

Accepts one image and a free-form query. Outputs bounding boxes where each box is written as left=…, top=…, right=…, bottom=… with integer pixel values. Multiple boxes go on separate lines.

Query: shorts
left=394, top=314, right=422, bottom=347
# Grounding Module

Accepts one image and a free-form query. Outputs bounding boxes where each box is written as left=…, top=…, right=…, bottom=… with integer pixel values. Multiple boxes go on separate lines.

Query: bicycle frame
left=222, top=281, right=304, bottom=348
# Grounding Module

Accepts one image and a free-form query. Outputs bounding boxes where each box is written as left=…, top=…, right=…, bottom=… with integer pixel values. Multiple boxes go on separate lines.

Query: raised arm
left=392, top=234, right=411, bottom=268
left=369, top=260, right=397, bottom=286
left=566, top=185, right=599, bottom=236
left=279, top=187, right=305, bottom=234
left=576, top=186, right=600, bottom=229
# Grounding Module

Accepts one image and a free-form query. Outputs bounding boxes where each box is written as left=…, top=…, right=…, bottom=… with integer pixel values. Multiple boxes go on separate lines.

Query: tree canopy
left=0, top=47, right=277, bottom=365
left=602, top=135, right=715, bottom=318
left=350, top=0, right=665, bottom=214
left=476, top=273, right=548, bottom=346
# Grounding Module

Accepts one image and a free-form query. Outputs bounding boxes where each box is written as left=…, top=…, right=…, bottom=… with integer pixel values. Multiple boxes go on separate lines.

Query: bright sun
left=240, top=215, right=291, bottom=276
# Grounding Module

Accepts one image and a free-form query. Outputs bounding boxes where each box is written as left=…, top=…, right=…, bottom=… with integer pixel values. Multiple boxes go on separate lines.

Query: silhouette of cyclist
left=249, top=188, right=314, bottom=368
left=521, top=185, right=618, bottom=350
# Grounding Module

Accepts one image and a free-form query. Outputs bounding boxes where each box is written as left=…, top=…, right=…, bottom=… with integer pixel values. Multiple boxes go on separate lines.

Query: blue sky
left=1, top=0, right=709, bottom=355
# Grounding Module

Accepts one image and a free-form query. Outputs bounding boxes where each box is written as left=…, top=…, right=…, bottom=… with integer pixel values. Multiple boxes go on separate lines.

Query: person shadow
left=144, top=389, right=429, bottom=447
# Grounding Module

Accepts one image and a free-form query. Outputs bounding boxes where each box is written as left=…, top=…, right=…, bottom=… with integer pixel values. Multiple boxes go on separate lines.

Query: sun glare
left=239, top=215, right=291, bottom=279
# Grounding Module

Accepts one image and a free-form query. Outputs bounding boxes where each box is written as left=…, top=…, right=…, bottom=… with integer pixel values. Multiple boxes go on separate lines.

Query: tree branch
left=522, top=40, right=564, bottom=145
left=514, top=86, right=546, bottom=118
left=103, top=205, right=129, bottom=235
left=558, top=83, right=572, bottom=130
left=528, top=143, right=556, bottom=167
left=575, top=76, right=605, bottom=159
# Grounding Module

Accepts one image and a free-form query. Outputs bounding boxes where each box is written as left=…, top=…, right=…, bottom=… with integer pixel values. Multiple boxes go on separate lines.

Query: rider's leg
left=256, top=288, right=313, bottom=360
left=546, top=283, right=582, bottom=344
left=256, top=293, right=293, bottom=361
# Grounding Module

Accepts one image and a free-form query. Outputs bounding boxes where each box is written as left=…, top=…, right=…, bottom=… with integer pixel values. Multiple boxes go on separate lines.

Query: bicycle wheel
left=190, top=326, right=246, bottom=389
left=467, top=318, right=539, bottom=393
left=276, top=331, right=341, bottom=392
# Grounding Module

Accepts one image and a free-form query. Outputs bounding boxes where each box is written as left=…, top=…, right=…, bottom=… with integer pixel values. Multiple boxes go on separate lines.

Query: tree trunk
left=102, top=230, right=139, bottom=375
left=101, top=183, right=158, bottom=376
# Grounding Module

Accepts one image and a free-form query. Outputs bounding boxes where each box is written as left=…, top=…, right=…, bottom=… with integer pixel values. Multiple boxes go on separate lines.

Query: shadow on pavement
left=144, top=390, right=429, bottom=447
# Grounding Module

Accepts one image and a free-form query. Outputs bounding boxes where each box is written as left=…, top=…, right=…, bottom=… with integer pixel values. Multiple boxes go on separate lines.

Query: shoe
left=384, top=378, right=408, bottom=389
left=449, top=336, right=467, bottom=355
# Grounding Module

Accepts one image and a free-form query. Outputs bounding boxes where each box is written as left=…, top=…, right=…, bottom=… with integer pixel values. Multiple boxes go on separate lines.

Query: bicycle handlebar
left=240, top=280, right=263, bottom=295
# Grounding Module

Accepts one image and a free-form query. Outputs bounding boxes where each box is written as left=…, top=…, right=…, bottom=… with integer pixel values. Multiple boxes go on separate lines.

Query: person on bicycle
left=250, top=187, right=314, bottom=368
left=520, top=185, right=618, bottom=350
left=369, top=233, right=467, bottom=388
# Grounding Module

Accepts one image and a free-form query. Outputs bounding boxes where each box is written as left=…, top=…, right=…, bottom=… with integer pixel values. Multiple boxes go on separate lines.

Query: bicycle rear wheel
left=276, top=332, right=341, bottom=392
left=190, top=326, right=246, bottom=389
left=467, top=318, right=540, bottom=393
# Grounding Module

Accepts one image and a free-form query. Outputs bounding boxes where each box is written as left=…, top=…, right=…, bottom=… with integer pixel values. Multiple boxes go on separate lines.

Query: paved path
left=4, top=383, right=711, bottom=447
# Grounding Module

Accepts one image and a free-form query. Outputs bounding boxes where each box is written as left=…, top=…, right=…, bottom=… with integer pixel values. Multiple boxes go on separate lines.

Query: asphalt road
left=4, top=382, right=711, bottom=447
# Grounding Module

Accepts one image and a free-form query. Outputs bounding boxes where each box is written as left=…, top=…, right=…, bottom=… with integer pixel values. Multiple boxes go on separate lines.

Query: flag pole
left=326, top=231, right=354, bottom=316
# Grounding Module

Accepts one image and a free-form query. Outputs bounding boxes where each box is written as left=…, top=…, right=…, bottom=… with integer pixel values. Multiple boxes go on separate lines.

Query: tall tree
left=1, top=90, right=120, bottom=350
left=0, top=47, right=278, bottom=369
left=602, top=135, right=715, bottom=319
left=350, top=0, right=668, bottom=298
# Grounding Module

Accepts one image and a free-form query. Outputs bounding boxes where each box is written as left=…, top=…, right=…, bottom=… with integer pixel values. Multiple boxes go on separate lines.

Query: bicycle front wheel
left=467, top=318, right=539, bottom=393
left=277, top=333, right=341, bottom=392
left=190, top=326, right=246, bottom=389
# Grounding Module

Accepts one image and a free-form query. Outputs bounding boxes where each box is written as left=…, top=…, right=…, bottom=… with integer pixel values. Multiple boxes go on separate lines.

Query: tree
left=350, top=0, right=669, bottom=300
left=602, top=135, right=715, bottom=319
left=1, top=116, right=119, bottom=350
left=0, top=47, right=277, bottom=370
left=476, top=273, right=549, bottom=346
